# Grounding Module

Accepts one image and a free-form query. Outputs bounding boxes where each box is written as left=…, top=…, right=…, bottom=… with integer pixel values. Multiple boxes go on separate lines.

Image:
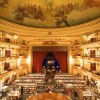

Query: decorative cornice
left=0, top=18, right=100, bottom=32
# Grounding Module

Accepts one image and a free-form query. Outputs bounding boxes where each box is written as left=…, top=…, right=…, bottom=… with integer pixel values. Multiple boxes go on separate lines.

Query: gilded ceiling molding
left=0, top=18, right=100, bottom=32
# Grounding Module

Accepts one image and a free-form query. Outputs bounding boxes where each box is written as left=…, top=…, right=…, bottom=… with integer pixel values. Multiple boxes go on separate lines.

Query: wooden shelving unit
left=15, top=74, right=45, bottom=94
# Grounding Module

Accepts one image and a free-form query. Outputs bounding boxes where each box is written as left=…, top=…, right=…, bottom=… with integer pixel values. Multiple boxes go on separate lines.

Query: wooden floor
left=27, top=93, right=71, bottom=100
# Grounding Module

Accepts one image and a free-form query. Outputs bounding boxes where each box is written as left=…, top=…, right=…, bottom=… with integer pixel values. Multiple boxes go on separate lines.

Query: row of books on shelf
left=24, top=91, right=35, bottom=94
left=72, top=84, right=85, bottom=86
left=27, top=74, right=45, bottom=76
left=55, top=76, right=81, bottom=77
left=55, top=75, right=74, bottom=76
left=19, top=77, right=45, bottom=79
left=23, top=89, right=36, bottom=94
left=64, top=80, right=86, bottom=83
left=56, top=82, right=85, bottom=84
left=17, top=83, right=37, bottom=86
left=16, top=80, right=44, bottom=82
left=55, top=79, right=85, bottom=82
left=20, top=76, right=45, bottom=78
left=65, top=85, right=85, bottom=87
left=64, top=85, right=85, bottom=88
left=23, top=87, right=36, bottom=89
left=55, top=77, right=82, bottom=79
left=17, top=81, right=44, bottom=84
left=56, top=79, right=85, bottom=82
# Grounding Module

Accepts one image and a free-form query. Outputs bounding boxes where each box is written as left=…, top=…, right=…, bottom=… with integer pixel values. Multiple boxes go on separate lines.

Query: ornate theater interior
left=0, top=0, right=100, bottom=100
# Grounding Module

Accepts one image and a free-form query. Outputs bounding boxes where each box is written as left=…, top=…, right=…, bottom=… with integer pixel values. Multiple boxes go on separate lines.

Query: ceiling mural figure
left=15, top=3, right=45, bottom=21
left=0, top=0, right=10, bottom=7
left=84, top=0, right=100, bottom=8
left=0, top=0, right=100, bottom=28
left=44, top=0, right=53, bottom=12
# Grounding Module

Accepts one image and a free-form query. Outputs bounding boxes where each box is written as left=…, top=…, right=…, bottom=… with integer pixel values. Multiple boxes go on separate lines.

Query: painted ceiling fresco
left=0, top=0, right=100, bottom=28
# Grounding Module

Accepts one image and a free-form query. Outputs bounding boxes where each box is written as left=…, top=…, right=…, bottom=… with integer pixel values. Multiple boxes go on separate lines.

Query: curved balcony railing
left=82, top=68, right=100, bottom=76
left=0, top=38, right=17, bottom=44
left=0, top=54, right=20, bottom=58
left=82, top=54, right=100, bottom=58
left=83, top=38, right=100, bottom=44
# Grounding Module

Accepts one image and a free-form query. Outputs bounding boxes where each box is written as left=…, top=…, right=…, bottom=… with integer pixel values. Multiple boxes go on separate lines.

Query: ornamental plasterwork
left=42, top=41, right=58, bottom=45
left=17, top=39, right=29, bottom=48
left=34, top=38, right=65, bottom=41
left=0, top=18, right=100, bottom=47
left=71, top=40, right=82, bottom=56
left=0, top=18, right=100, bottom=32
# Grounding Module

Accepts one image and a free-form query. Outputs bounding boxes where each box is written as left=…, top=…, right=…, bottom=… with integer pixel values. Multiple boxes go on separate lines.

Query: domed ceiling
left=0, top=0, right=100, bottom=28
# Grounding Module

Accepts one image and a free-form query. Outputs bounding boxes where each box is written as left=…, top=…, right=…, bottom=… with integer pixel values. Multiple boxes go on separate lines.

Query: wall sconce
left=26, top=55, right=30, bottom=65
left=79, top=59, right=83, bottom=67
left=17, top=59, right=21, bottom=66
left=70, top=55, right=74, bottom=65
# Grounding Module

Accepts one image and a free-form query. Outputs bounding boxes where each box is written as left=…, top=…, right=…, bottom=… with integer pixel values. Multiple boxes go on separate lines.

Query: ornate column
left=28, top=46, right=33, bottom=73
left=68, top=47, right=73, bottom=74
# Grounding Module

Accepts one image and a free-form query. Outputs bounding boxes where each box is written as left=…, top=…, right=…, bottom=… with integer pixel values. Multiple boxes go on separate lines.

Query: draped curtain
left=53, top=52, right=68, bottom=72
left=33, top=51, right=67, bottom=73
left=33, top=51, right=47, bottom=73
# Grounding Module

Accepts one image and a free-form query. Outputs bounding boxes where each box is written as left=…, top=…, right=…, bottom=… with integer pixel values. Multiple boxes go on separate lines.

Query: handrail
left=0, top=54, right=20, bottom=58
left=82, top=54, right=100, bottom=58
left=83, top=39, right=100, bottom=44
left=0, top=37, right=17, bottom=44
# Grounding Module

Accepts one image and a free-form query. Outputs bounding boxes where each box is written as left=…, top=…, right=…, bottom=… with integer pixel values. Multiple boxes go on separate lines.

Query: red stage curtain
left=33, top=51, right=67, bottom=73
left=33, top=51, right=47, bottom=73
left=53, top=52, right=68, bottom=73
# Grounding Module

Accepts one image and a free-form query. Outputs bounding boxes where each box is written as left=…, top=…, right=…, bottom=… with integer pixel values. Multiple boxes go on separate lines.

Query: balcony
left=73, top=54, right=100, bottom=59
left=81, top=39, right=100, bottom=48
left=0, top=68, right=19, bottom=79
left=82, top=68, right=100, bottom=78
left=74, top=66, right=100, bottom=80
left=0, top=38, right=20, bottom=48
left=83, top=38, right=100, bottom=44
left=0, top=54, right=19, bottom=60
left=82, top=54, right=96, bottom=58
left=81, top=54, right=100, bottom=62
left=73, top=54, right=81, bottom=58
